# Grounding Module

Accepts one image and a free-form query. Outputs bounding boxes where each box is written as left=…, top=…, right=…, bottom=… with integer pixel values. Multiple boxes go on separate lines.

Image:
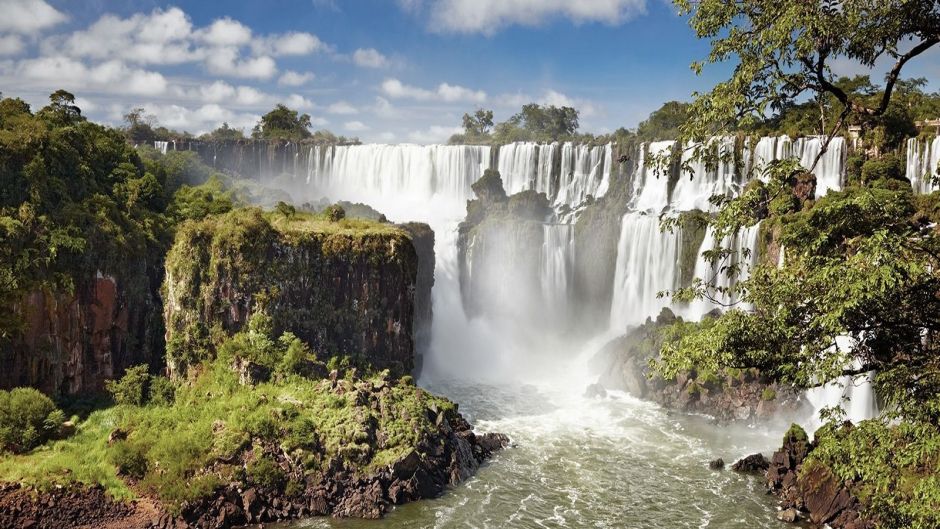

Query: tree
left=661, top=0, right=940, bottom=428
left=123, top=107, right=157, bottom=143
left=636, top=101, right=690, bottom=140
left=462, top=109, right=494, bottom=136
left=676, top=0, right=940, bottom=158
left=511, top=104, right=579, bottom=140
left=252, top=104, right=312, bottom=140
left=200, top=122, right=245, bottom=142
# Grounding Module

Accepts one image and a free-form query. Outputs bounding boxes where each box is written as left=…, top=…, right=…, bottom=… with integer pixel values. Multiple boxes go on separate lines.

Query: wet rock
left=583, top=383, right=607, bottom=399
left=708, top=458, right=725, bottom=471
left=777, top=507, right=799, bottom=523
left=732, top=453, right=769, bottom=474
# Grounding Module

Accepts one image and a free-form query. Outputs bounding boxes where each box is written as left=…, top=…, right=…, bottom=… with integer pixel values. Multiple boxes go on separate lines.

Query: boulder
left=732, top=453, right=769, bottom=474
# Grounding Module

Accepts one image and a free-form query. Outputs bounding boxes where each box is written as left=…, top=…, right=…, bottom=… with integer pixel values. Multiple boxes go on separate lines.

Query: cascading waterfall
left=608, top=213, right=682, bottom=330
left=540, top=223, right=574, bottom=324
left=672, top=137, right=740, bottom=211
left=683, top=223, right=761, bottom=319
left=906, top=136, right=940, bottom=194
left=792, top=136, right=845, bottom=196
left=631, top=141, right=675, bottom=213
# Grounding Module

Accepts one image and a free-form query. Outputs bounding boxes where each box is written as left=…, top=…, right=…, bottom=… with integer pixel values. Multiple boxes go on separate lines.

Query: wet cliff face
left=1, top=273, right=160, bottom=396
left=163, top=208, right=432, bottom=377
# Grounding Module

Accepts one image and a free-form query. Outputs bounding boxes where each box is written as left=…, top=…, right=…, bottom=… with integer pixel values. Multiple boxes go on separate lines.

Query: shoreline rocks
left=0, top=416, right=508, bottom=529
left=765, top=424, right=873, bottom=529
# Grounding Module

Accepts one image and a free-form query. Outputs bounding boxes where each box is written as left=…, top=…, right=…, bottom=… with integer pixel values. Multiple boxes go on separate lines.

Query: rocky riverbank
left=590, top=308, right=807, bottom=422
left=0, top=379, right=508, bottom=529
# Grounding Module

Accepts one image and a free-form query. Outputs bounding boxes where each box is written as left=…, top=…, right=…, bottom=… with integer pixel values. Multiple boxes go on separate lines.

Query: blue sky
left=0, top=0, right=936, bottom=143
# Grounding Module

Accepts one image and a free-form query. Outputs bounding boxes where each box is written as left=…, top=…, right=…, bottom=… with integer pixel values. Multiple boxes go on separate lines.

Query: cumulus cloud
left=353, top=48, right=388, bottom=68
left=140, top=102, right=259, bottom=135
left=253, top=32, right=327, bottom=56
left=406, top=124, right=462, bottom=144
left=200, top=17, right=253, bottom=46
left=381, top=78, right=486, bottom=103
left=0, top=0, right=67, bottom=34
left=278, top=70, right=314, bottom=86
left=496, top=88, right=599, bottom=116
left=284, top=94, right=315, bottom=110
left=403, top=0, right=647, bottom=34
left=0, top=35, right=24, bottom=55
left=206, top=48, right=277, bottom=79
left=16, top=56, right=167, bottom=96
left=344, top=120, right=369, bottom=131
left=327, top=101, right=358, bottom=114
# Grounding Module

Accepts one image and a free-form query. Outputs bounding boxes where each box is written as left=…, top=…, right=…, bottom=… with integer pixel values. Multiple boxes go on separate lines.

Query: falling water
left=608, top=213, right=682, bottom=330
left=906, top=136, right=940, bottom=194
left=540, top=223, right=574, bottom=324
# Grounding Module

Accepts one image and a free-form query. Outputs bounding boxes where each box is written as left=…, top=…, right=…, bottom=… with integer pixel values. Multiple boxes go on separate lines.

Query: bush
left=148, top=377, right=176, bottom=406
left=110, top=441, right=148, bottom=479
left=0, top=387, right=65, bottom=453
left=861, top=154, right=904, bottom=184
left=106, top=365, right=151, bottom=406
left=325, top=204, right=345, bottom=222
left=761, top=387, right=777, bottom=401
left=247, top=456, right=285, bottom=490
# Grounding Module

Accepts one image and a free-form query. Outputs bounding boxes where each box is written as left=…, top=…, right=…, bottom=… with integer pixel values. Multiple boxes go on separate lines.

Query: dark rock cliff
left=1, top=270, right=161, bottom=397
left=163, top=208, right=433, bottom=377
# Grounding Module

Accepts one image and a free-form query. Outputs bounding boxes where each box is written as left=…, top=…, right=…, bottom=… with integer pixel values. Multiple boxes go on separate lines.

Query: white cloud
left=402, top=0, right=647, bottom=34
left=377, top=131, right=396, bottom=141
left=253, top=32, right=327, bottom=56
left=353, top=48, right=388, bottom=68
left=49, top=8, right=198, bottom=66
left=197, top=80, right=236, bottom=102
left=16, top=56, right=168, bottom=96
left=372, top=96, right=400, bottom=118
left=310, top=116, right=330, bottom=127
left=285, top=94, right=315, bottom=110
left=235, top=86, right=267, bottom=105
left=495, top=89, right=599, bottom=116
left=206, top=48, right=277, bottom=79
left=327, top=101, right=358, bottom=114
left=278, top=70, right=314, bottom=86
left=0, top=0, right=67, bottom=34
left=141, top=102, right=259, bottom=134
left=344, top=120, right=369, bottom=131
left=0, top=35, right=24, bottom=55
left=381, top=78, right=486, bottom=103
left=200, top=17, right=252, bottom=46
left=406, top=124, right=462, bottom=144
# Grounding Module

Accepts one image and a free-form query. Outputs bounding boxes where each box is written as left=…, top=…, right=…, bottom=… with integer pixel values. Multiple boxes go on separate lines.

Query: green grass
left=0, top=360, right=456, bottom=511
left=269, top=211, right=405, bottom=237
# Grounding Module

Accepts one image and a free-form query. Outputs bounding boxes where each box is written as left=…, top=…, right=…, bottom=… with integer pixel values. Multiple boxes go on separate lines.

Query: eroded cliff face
left=1, top=272, right=160, bottom=396
left=163, top=208, right=433, bottom=377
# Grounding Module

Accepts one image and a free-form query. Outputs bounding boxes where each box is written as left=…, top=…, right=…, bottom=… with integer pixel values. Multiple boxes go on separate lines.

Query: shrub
left=861, top=154, right=904, bottom=184
left=761, top=387, right=777, bottom=401
left=325, top=204, right=345, bottom=222
left=148, top=377, right=176, bottom=406
left=0, top=387, right=65, bottom=453
left=110, top=441, right=148, bottom=479
left=247, top=456, right=285, bottom=490
left=106, top=365, right=151, bottom=406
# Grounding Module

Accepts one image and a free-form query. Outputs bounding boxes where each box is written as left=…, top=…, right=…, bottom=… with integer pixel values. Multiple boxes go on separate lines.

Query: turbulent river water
left=277, top=368, right=790, bottom=529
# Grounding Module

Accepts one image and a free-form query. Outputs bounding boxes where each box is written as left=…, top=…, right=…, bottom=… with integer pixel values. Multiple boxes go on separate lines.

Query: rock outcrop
left=766, top=424, right=873, bottom=529
left=590, top=308, right=807, bottom=422
left=2, top=271, right=160, bottom=396
left=163, top=208, right=433, bottom=377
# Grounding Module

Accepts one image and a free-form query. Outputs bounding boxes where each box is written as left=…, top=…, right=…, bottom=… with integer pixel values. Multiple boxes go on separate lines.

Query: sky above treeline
left=1, top=0, right=938, bottom=143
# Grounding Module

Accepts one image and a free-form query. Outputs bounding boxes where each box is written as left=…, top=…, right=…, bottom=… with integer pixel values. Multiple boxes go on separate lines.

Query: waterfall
left=632, top=141, right=676, bottom=213
left=555, top=143, right=610, bottom=207
left=540, top=224, right=574, bottom=323
left=609, top=213, right=682, bottom=330
left=792, top=136, right=845, bottom=196
left=804, top=337, right=878, bottom=428
left=154, top=140, right=170, bottom=154
left=683, top=223, right=761, bottom=319
left=496, top=142, right=539, bottom=196
left=906, top=136, right=940, bottom=194
left=672, top=137, right=739, bottom=211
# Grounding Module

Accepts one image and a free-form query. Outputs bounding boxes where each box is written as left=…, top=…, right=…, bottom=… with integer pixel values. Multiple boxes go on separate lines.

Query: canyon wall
left=163, top=208, right=433, bottom=376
